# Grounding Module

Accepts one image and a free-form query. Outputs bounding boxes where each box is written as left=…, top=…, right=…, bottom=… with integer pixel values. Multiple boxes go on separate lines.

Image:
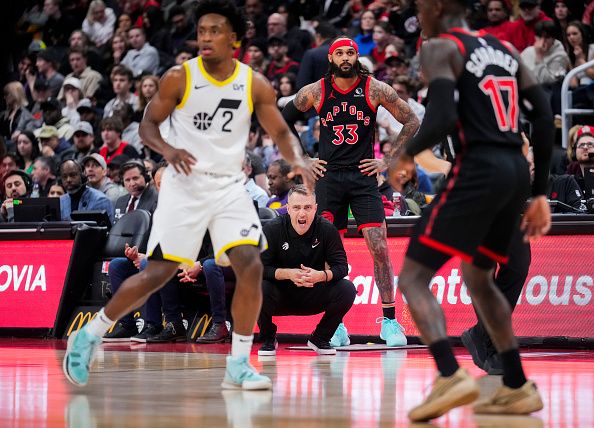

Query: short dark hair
left=195, top=0, right=247, bottom=39
left=535, top=20, right=556, bottom=38
left=120, top=159, right=147, bottom=179
left=269, top=159, right=292, bottom=177
left=288, top=184, right=315, bottom=199
left=315, top=21, right=338, bottom=40
left=101, top=116, right=124, bottom=134
left=111, top=65, right=134, bottom=82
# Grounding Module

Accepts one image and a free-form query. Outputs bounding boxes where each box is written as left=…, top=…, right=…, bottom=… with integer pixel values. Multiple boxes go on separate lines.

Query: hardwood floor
left=0, top=339, right=592, bottom=427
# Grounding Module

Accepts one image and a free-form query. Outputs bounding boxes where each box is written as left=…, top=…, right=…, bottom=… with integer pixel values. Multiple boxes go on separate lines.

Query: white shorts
left=146, top=167, right=267, bottom=267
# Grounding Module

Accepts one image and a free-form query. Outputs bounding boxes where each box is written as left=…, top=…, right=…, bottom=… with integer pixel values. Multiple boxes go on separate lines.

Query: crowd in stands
left=1, top=0, right=594, bottom=340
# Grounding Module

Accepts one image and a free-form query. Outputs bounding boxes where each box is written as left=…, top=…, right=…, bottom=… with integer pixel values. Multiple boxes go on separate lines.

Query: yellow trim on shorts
left=247, top=67, right=253, bottom=113
left=176, top=61, right=191, bottom=109
left=215, top=239, right=265, bottom=264
left=147, top=249, right=194, bottom=268
left=197, top=56, right=240, bottom=87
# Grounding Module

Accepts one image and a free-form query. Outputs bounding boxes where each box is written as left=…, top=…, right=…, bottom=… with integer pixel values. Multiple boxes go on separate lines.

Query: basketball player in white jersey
left=63, top=0, right=313, bottom=390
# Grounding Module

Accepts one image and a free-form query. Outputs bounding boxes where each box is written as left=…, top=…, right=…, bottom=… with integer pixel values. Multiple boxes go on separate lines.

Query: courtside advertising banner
left=274, top=235, right=594, bottom=338
left=0, top=240, right=73, bottom=328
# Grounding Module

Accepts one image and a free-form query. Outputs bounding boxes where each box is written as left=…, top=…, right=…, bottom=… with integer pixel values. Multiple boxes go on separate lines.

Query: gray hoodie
left=521, top=39, right=570, bottom=85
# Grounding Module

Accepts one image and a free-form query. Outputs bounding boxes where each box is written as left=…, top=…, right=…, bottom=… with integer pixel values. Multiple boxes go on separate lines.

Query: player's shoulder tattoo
left=294, top=81, right=322, bottom=112
left=369, top=78, right=399, bottom=105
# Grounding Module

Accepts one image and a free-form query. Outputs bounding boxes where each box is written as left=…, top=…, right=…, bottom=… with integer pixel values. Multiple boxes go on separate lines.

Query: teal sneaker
left=221, top=355, right=272, bottom=390
left=330, top=323, right=351, bottom=348
left=63, top=328, right=101, bottom=386
left=377, top=317, right=407, bottom=347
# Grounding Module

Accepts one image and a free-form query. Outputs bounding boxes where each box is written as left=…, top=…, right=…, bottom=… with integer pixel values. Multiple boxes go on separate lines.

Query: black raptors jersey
left=440, top=28, right=523, bottom=148
left=317, top=76, right=377, bottom=166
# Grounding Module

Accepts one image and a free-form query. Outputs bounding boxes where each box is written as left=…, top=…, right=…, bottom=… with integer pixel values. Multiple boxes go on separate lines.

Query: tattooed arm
left=369, top=78, right=420, bottom=156
left=293, top=81, right=323, bottom=112
left=359, top=79, right=420, bottom=175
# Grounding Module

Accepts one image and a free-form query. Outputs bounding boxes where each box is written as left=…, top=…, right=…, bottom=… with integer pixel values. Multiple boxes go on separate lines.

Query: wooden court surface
left=0, top=339, right=592, bottom=427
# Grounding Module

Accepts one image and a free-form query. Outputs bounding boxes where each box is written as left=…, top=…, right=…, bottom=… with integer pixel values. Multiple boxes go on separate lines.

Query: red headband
left=329, top=39, right=359, bottom=55
left=577, top=125, right=593, bottom=140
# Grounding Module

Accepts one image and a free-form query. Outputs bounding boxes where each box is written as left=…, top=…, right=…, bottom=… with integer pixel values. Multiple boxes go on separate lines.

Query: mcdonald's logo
left=66, top=311, right=98, bottom=337
left=191, top=313, right=213, bottom=340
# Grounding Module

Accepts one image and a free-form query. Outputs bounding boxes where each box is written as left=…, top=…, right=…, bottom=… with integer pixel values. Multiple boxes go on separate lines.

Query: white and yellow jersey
left=169, top=56, right=253, bottom=176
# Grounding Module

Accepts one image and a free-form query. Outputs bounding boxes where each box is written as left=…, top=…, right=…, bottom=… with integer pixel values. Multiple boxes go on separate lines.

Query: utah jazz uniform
left=407, top=29, right=530, bottom=270
left=315, top=75, right=384, bottom=233
left=147, top=57, right=266, bottom=267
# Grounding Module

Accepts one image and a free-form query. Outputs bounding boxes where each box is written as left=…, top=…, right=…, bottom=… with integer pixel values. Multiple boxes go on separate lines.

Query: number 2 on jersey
left=479, top=76, right=518, bottom=132
left=331, top=124, right=359, bottom=145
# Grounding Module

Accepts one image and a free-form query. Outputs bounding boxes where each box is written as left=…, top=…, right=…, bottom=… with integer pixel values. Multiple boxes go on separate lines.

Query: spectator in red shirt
left=265, top=37, right=299, bottom=83
left=483, top=0, right=516, bottom=42
left=508, top=0, right=552, bottom=52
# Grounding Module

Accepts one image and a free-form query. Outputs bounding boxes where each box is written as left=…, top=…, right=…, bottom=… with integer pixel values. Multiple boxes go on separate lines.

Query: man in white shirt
left=121, top=27, right=160, bottom=77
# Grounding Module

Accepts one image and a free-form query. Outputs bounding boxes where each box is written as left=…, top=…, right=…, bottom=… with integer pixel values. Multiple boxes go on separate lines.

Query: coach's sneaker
left=330, top=323, right=350, bottom=348
left=63, top=328, right=101, bottom=386
left=408, top=368, right=480, bottom=422
left=258, top=339, right=278, bottom=356
left=221, top=355, right=272, bottom=390
left=473, top=380, right=544, bottom=415
left=377, top=317, right=407, bottom=347
left=307, top=336, right=336, bottom=355
left=102, top=322, right=137, bottom=342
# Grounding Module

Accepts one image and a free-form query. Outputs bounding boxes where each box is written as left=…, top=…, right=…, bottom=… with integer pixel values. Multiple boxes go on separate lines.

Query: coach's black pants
left=474, top=228, right=531, bottom=352
left=258, top=279, right=357, bottom=342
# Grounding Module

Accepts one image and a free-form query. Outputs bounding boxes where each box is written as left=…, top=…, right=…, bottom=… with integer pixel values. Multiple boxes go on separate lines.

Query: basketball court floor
left=0, top=339, right=592, bottom=427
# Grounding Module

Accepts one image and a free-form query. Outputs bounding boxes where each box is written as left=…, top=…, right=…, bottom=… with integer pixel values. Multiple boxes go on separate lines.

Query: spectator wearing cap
left=121, top=27, right=160, bottom=77
left=266, top=37, right=300, bottom=83
left=113, top=160, right=158, bottom=222
left=483, top=0, right=516, bottom=42
left=266, top=13, right=311, bottom=62
left=58, top=159, right=114, bottom=222
left=39, top=98, right=74, bottom=141
left=567, top=125, right=594, bottom=198
left=37, top=125, right=71, bottom=158
left=35, top=50, right=64, bottom=98
left=380, top=55, right=411, bottom=82
left=99, top=117, right=140, bottom=165
left=107, top=154, right=130, bottom=184
left=58, top=47, right=103, bottom=100
left=82, top=0, right=116, bottom=48
left=31, top=156, right=56, bottom=197
left=103, top=65, right=139, bottom=118
left=1, top=82, right=38, bottom=141
left=296, top=22, right=338, bottom=89
left=83, top=152, right=126, bottom=206
left=521, top=20, right=570, bottom=84
left=59, top=77, right=84, bottom=127
left=76, top=99, right=99, bottom=134
left=508, top=0, right=553, bottom=52
left=60, top=121, right=98, bottom=163
left=0, top=170, right=31, bottom=222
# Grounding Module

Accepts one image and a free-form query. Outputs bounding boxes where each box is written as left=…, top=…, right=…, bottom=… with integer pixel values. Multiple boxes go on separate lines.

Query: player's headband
left=329, top=38, right=359, bottom=55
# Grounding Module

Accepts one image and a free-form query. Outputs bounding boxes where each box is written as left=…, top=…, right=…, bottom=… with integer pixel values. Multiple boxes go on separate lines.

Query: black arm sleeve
left=282, top=101, right=304, bottom=139
left=520, top=84, right=554, bottom=196
left=404, top=79, right=458, bottom=157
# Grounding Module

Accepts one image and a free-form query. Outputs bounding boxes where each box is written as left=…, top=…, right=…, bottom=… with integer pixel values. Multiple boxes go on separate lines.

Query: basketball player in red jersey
left=389, top=0, right=553, bottom=421
left=283, top=37, right=420, bottom=347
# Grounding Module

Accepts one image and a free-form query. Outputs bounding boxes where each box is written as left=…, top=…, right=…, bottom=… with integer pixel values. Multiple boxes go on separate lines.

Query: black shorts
left=316, top=167, right=385, bottom=232
left=407, top=144, right=530, bottom=271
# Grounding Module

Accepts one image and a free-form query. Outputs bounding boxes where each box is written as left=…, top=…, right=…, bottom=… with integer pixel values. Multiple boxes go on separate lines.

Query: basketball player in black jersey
left=389, top=0, right=553, bottom=422
left=283, top=37, right=420, bottom=347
